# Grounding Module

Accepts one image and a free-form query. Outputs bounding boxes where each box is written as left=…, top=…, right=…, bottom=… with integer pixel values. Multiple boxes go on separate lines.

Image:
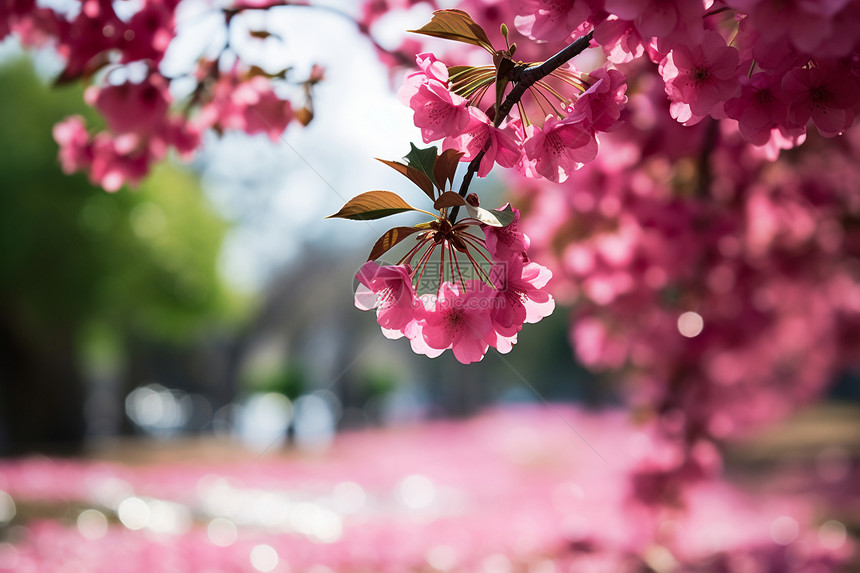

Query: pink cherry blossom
left=594, top=16, right=646, bottom=64
left=443, top=107, right=522, bottom=177
left=522, top=114, right=598, bottom=183
left=414, top=52, right=449, bottom=84
left=489, top=257, right=555, bottom=334
left=86, top=73, right=171, bottom=135
left=53, top=115, right=93, bottom=175
left=783, top=63, right=858, bottom=137
left=421, top=282, right=492, bottom=364
left=513, top=0, right=591, bottom=43
left=568, top=67, right=628, bottom=132
left=725, top=0, right=851, bottom=54
left=119, top=0, right=176, bottom=64
left=724, top=72, right=789, bottom=145
left=398, top=52, right=451, bottom=105
left=355, top=261, right=421, bottom=332
left=483, top=205, right=530, bottom=260
left=660, top=31, right=740, bottom=125
left=604, top=0, right=692, bottom=39
left=198, top=74, right=294, bottom=141
left=88, top=132, right=151, bottom=191
left=408, top=80, right=471, bottom=143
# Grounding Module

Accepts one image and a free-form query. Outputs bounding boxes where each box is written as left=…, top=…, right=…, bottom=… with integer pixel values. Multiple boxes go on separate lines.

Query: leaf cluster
left=327, top=144, right=514, bottom=262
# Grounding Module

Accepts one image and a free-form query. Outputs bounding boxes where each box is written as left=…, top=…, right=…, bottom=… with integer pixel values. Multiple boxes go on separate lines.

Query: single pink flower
left=604, top=0, right=704, bottom=41
left=660, top=31, right=740, bottom=124
left=162, top=117, right=201, bottom=161
left=53, top=115, right=93, bottom=174
left=443, top=107, right=522, bottom=177
left=414, top=52, right=449, bottom=84
left=198, top=74, right=293, bottom=140
left=483, top=204, right=530, bottom=261
left=52, top=7, right=121, bottom=82
left=409, top=80, right=471, bottom=143
left=421, top=282, right=492, bottom=364
left=569, top=67, right=628, bottom=132
left=119, top=0, right=176, bottom=64
left=87, top=73, right=171, bottom=135
left=595, top=16, right=646, bottom=64
left=522, top=114, right=598, bottom=183
left=354, top=262, right=421, bottom=333
left=398, top=52, right=450, bottom=105
left=489, top=257, right=555, bottom=335
left=241, top=86, right=294, bottom=140
left=88, top=132, right=151, bottom=191
left=514, top=0, right=590, bottom=42
left=783, top=63, right=858, bottom=137
left=724, top=72, right=789, bottom=145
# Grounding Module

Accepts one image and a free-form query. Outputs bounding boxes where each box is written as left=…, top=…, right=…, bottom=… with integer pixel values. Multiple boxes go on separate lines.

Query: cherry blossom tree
left=3, top=0, right=859, bottom=568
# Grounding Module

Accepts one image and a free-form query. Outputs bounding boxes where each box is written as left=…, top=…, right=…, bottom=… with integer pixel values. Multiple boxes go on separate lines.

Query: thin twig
left=449, top=31, right=594, bottom=223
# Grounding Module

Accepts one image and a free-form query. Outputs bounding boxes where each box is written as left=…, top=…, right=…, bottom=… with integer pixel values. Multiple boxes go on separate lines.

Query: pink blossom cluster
left=354, top=208, right=554, bottom=364
left=3, top=0, right=313, bottom=190
left=515, top=80, right=860, bottom=443
left=379, top=0, right=860, bottom=451
left=394, top=0, right=860, bottom=159
left=399, top=53, right=628, bottom=182
left=0, top=406, right=852, bottom=572
left=519, top=0, right=860, bottom=143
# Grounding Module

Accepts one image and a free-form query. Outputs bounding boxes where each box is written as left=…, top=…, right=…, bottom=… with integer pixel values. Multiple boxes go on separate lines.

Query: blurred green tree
left=0, top=59, right=238, bottom=454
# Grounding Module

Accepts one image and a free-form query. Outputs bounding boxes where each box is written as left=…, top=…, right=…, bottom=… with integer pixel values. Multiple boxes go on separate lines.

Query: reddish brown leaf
left=434, top=191, right=467, bottom=210
left=433, top=149, right=465, bottom=191
left=326, top=191, right=416, bottom=221
left=367, top=226, right=423, bottom=261
left=294, top=107, right=313, bottom=126
left=408, top=10, right=494, bottom=53
left=377, top=158, right=435, bottom=201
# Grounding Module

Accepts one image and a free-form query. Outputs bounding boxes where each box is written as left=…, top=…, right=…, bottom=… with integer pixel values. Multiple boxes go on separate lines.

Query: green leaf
left=377, top=158, right=434, bottom=201
left=367, top=226, right=423, bottom=261
left=404, top=143, right=438, bottom=191
left=326, top=191, right=417, bottom=221
left=433, top=149, right=464, bottom=191
left=433, top=191, right=467, bottom=210
left=408, top=10, right=495, bottom=53
left=465, top=203, right=515, bottom=227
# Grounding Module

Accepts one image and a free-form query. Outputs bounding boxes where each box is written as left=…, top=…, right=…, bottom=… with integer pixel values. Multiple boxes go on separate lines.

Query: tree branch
left=499, top=31, right=594, bottom=126
left=449, top=30, right=594, bottom=222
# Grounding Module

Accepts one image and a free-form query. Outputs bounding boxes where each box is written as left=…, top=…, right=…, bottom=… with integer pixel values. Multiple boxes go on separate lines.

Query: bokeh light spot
left=677, top=311, right=704, bottom=338
left=331, top=481, right=366, bottom=515
left=818, top=520, right=847, bottom=550
left=130, top=202, right=167, bottom=239
left=77, top=509, right=108, bottom=540
left=0, top=491, right=16, bottom=524
left=207, top=517, right=238, bottom=547
left=117, top=497, right=150, bottom=530
left=398, top=474, right=435, bottom=510
left=426, top=545, right=457, bottom=571
left=770, top=515, right=799, bottom=546
left=250, top=544, right=279, bottom=572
